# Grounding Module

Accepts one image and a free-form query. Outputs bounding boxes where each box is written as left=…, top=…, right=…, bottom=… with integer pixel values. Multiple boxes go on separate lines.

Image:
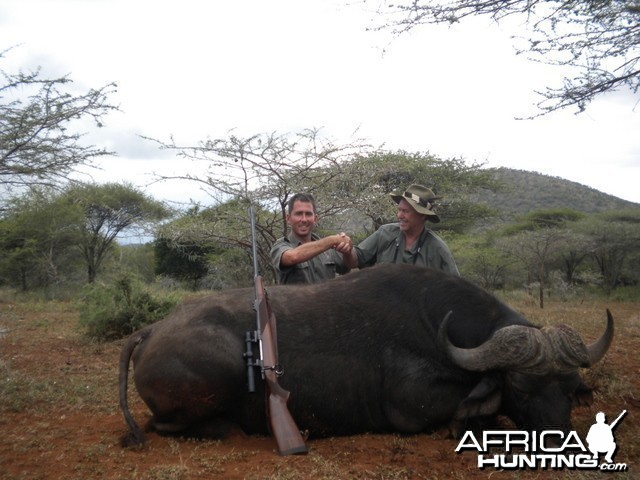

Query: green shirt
left=270, top=232, right=350, bottom=284
left=354, top=223, right=459, bottom=276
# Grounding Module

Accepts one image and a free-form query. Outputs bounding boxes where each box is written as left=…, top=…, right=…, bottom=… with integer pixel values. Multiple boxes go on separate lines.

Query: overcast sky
left=3, top=0, right=640, bottom=205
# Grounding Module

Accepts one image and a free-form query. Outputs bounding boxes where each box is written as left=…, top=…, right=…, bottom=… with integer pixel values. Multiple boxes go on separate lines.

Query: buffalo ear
left=447, top=375, right=503, bottom=438
left=454, top=375, right=503, bottom=420
left=571, top=381, right=594, bottom=407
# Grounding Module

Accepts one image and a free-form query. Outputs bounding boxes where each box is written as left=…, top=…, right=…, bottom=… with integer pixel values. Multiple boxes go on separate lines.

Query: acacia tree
left=0, top=48, right=117, bottom=196
left=0, top=183, right=171, bottom=288
left=497, top=209, right=582, bottom=307
left=555, top=231, right=594, bottom=284
left=451, top=233, right=513, bottom=289
left=0, top=188, right=83, bottom=291
left=499, top=228, right=573, bottom=308
left=150, top=129, right=374, bottom=279
left=149, top=128, right=373, bottom=235
left=342, top=151, right=498, bottom=234
left=156, top=199, right=258, bottom=286
left=370, top=0, right=640, bottom=114
left=63, top=182, right=171, bottom=283
left=577, top=210, right=640, bottom=292
left=152, top=130, right=501, bottom=284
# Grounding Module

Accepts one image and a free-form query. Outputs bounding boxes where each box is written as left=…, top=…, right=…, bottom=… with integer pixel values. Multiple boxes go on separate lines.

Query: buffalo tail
left=118, top=329, right=150, bottom=448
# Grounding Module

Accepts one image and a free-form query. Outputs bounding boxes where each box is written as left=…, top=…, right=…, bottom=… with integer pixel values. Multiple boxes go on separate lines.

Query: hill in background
left=474, top=167, right=639, bottom=219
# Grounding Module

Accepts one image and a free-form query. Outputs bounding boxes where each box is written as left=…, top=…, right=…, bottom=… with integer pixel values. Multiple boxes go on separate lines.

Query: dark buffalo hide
left=119, top=263, right=613, bottom=446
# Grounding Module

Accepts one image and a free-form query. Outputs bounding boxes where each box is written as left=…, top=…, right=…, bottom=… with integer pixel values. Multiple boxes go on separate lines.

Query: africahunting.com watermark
left=456, top=410, right=628, bottom=472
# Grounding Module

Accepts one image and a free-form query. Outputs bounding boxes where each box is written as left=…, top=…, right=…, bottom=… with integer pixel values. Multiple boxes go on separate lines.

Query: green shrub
left=78, top=275, right=179, bottom=341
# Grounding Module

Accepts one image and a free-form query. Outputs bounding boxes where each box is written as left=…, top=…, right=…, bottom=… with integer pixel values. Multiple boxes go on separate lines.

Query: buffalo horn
left=586, top=309, right=615, bottom=366
left=440, top=315, right=604, bottom=375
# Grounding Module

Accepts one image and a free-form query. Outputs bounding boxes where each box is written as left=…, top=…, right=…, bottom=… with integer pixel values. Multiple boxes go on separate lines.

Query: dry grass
left=0, top=293, right=638, bottom=479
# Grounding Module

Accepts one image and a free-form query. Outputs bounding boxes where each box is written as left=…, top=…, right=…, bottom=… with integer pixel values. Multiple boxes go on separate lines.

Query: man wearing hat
left=346, top=184, right=459, bottom=275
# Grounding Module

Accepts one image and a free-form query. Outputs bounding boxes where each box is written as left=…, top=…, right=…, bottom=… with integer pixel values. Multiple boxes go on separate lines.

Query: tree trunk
left=538, top=264, right=545, bottom=309
left=87, top=263, right=96, bottom=284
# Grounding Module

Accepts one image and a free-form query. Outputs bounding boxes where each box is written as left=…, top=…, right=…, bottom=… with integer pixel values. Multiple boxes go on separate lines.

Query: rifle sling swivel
left=263, top=364, right=284, bottom=376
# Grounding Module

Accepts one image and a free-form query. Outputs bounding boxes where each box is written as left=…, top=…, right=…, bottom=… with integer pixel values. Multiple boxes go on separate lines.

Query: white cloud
left=2, top=0, right=639, bottom=204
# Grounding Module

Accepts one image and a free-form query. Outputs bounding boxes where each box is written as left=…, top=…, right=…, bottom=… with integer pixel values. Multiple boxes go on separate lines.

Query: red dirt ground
left=0, top=297, right=638, bottom=479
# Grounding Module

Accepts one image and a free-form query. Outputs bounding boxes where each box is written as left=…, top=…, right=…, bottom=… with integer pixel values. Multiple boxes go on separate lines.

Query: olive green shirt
left=270, top=232, right=350, bottom=284
left=354, top=223, right=459, bottom=276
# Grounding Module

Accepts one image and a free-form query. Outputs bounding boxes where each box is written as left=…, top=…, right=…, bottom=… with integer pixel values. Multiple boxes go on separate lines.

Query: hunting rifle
left=610, top=410, right=627, bottom=430
left=244, top=206, right=308, bottom=455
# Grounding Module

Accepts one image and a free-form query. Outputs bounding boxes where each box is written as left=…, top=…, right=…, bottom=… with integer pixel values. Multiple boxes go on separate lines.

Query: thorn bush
left=78, top=275, right=178, bottom=341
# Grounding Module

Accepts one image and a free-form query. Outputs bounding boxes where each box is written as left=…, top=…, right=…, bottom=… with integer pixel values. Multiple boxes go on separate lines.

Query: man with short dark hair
left=270, top=193, right=353, bottom=284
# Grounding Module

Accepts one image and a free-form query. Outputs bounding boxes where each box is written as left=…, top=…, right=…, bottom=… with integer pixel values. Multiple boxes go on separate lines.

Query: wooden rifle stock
left=248, top=206, right=307, bottom=455
left=254, top=275, right=307, bottom=455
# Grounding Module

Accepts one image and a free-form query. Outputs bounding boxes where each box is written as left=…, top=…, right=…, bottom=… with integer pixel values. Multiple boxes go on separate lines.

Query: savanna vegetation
left=2, top=129, right=639, bottom=339
left=2, top=48, right=639, bottom=338
left=1, top=10, right=639, bottom=476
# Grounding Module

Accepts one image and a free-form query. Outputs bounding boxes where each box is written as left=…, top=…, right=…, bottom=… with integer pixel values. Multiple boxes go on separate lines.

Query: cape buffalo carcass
left=119, top=263, right=613, bottom=447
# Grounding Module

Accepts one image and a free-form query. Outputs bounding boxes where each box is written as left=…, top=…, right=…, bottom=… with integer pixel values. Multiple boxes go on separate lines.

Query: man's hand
left=333, top=232, right=353, bottom=254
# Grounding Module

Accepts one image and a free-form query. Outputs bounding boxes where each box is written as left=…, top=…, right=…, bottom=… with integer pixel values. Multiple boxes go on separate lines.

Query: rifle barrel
left=611, top=409, right=627, bottom=430
left=249, top=206, right=259, bottom=278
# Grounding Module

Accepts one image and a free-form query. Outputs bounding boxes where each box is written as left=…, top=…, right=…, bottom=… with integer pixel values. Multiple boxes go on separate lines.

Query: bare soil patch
left=0, top=297, right=638, bottom=479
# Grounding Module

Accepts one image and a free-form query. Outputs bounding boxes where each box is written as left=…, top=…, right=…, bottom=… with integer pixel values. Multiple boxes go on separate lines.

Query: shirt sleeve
left=331, top=249, right=350, bottom=275
left=433, top=236, right=460, bottom=276
left=354, top=228, right=383, bottom=268
left=270, top=237, right=291, bottom=273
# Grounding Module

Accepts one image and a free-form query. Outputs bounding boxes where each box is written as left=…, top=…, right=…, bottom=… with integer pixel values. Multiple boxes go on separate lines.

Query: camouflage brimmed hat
left=390, top=184, right=441, bottom=223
